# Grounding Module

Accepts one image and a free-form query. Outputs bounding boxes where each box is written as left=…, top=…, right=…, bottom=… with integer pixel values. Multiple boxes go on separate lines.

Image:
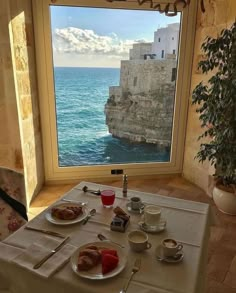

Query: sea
left=54, top=67, right=170, bottom=166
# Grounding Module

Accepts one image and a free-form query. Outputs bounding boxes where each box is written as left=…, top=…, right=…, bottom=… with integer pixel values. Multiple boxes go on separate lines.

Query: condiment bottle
left=122, top=174, right=128, bottom=197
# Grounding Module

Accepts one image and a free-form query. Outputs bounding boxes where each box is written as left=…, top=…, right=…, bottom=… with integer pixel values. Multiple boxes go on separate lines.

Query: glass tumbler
left=101, top=190, right=115, bottom=208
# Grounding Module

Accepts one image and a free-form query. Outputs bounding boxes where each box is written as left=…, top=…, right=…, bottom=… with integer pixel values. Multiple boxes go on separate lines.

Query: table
left=0, top=182, right=212, bottom=293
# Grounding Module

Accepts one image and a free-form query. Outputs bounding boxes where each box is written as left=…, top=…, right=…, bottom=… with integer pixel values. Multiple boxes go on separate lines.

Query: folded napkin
left=11, top=236, right=77, bottom=278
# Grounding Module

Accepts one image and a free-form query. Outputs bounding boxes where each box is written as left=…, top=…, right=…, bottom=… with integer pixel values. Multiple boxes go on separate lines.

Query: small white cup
left=161, top=238, right=183, bottom=257
left=144, top=205, right=161, bottom=226
left=130, top=197, right=142, bottom=210
left=128, top=230, right=152, bottom=252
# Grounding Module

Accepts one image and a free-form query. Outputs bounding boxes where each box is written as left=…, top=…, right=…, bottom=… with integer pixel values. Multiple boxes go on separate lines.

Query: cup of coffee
left=130, top=197, right=142, bottom=210
left=128, top=230, right=152, bottom=252
left=144, top=205, right=161, bottom=226
left=161, top=238, right=183, bottom=257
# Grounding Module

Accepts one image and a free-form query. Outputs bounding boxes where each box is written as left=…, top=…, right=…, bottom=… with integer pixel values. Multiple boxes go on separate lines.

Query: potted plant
left=192, top=22, right=236, bottom=214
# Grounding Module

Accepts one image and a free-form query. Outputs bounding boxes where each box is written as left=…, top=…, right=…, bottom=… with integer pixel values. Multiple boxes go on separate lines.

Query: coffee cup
left=161, top=238, right=183, bottom=257
left=143, top=205, right=161, bottom=226
left=130, top=197, right=142, bottom=210
left=128, top=230, right=152, bottom=252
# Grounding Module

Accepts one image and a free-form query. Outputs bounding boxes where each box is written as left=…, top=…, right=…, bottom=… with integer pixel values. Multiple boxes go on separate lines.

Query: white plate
left=155, top=245, right=184, bottom=263
left=139, top=220, right=166, bottom=233
left=126, top=202, right=145, bottom=214
left=71, top=241, right=127, bottom=280
left=45, top=202, right=89, bottom=225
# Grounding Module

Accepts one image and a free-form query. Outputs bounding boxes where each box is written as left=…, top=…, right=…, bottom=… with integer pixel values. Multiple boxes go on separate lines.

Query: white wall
left=152, top=23, right=180, bottom=59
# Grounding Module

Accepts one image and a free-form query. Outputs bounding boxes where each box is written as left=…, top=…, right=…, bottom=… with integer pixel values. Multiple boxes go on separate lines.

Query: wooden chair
left=0, top=167, right=27, bottom=241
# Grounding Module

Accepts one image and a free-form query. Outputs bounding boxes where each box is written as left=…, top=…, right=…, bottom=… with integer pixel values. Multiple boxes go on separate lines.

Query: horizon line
left=54, top=66, right=120, bottom=69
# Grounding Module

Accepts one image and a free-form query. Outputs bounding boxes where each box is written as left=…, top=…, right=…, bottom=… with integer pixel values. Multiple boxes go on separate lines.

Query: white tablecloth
left=0, top=182, right=212, bottom=293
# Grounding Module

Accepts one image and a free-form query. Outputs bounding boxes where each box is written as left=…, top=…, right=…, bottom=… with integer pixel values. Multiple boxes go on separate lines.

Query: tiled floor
left=29, top=176, right=236, bottom=293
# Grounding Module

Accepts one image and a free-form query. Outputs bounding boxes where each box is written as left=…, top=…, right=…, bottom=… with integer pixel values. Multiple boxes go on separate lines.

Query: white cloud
left=53, top=27, right=140, bottom=57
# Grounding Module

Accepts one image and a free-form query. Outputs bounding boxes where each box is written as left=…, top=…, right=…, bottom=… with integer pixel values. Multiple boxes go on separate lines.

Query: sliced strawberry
left=102, top=254, right=119, bottom=274
left=101, top=249, right=118, bottom=257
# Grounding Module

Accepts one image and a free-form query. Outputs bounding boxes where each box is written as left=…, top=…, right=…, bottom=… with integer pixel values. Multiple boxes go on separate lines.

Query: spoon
left=156, top=253, right=184, bottom=262
left=97, top=233, right=125, bottom=248
left=82, top=209, right=96, bottom=225
left=82, top=186, right=101, bottom=195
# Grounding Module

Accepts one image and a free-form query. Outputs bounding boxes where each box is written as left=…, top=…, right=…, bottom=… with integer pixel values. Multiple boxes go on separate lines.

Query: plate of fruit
left=45, top=202, right=89, bottom=225
left=70, top=241, right=127, bottom=279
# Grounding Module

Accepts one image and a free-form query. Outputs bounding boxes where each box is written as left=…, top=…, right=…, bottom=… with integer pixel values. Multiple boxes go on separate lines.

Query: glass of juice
left=101, top=190, right=115, bottom=208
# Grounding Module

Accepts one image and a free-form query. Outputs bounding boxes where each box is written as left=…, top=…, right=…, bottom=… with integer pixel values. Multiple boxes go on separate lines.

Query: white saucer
left=155, top=245, right=184, bottom=263
left=126, top=202, right=145, bottom=214
left=138, top=220, right=166, bottom=233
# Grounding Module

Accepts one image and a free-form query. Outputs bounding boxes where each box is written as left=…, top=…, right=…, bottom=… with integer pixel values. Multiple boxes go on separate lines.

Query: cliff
left=105, top=59, right=176, bottom=147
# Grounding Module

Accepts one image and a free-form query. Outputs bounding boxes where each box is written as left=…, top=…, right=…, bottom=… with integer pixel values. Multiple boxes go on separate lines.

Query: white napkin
left=11, top=236, right=77, bottom=278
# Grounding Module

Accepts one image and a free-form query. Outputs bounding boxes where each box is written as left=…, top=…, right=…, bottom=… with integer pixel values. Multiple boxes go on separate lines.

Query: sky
left=51, top=6, right=181, bottom=68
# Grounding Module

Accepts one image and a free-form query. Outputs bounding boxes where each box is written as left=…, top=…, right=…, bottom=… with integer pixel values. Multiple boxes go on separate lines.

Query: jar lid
left=101, top=190, right=115, bottom=196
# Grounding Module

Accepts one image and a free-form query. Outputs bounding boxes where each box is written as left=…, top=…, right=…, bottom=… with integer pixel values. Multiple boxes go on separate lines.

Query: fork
left=120, top=258, right=141, bottom=293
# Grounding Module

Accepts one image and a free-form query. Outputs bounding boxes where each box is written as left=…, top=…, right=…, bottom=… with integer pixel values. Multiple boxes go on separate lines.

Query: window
left=158, top=38, right=161, bottom=42
left=172, top=37, right=174, bottom=40
left=33, top=0, right=197, bottom=182
left=171, top=68, right=177, bottom=82
left=173, top=49, right=176, bottom=54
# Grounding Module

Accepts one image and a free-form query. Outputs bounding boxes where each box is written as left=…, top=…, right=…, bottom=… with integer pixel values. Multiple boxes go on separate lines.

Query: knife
left=25, top=226, right=66, bottom=239
left=61, top=199, right=88, bottom=205
left=33, top=236, right=70, bottom=269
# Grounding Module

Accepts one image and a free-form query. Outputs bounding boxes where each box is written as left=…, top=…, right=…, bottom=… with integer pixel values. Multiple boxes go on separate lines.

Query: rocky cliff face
left=105, top=59, right=176, bottom=147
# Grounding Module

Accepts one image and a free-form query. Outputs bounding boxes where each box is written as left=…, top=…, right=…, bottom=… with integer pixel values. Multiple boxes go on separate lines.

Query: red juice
left=101, top=190, right=115, bottom=208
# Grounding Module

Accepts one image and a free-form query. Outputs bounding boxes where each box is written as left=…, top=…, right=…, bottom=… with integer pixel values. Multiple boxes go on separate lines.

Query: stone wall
left=105, top=59, right=176, bottom=146
left=183, top=0, right=236, bottom=195
left=0, top=0, right=44, bottom=206
left=130, top=43, right=153, bottom=60
left=0, top=1, right=23, bottom=170
left=120, top=59, right=176, bottom=94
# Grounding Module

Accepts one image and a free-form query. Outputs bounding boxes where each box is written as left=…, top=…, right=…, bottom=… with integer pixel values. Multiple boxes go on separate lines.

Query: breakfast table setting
left=0, top=182, right=213, bottom=293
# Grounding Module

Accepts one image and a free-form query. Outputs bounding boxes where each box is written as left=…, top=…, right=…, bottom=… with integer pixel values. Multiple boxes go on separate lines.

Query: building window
left=172, top=37, right=174, bottom=40
left=173, top=49, right=176, bottom=54
left=33, top=0, right=197, bottom=181
left=171, top=68, right=177, bottom=82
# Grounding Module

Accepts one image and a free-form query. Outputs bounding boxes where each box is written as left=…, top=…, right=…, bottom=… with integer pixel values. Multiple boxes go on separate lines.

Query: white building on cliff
left=129, top=23, right=180, bottom=60
left=152, top=23, right=180, bottom=59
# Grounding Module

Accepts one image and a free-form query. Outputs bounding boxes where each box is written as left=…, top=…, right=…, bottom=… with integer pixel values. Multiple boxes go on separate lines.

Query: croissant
left=51, top=206, right=82, bottom=220
left=79, top=248, right=101, bottom=265
left=77, top=256, right=95, bottom=271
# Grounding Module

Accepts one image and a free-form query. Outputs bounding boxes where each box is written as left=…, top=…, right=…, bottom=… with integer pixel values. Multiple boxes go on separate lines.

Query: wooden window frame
left=33, top=0, right=197, bottom=183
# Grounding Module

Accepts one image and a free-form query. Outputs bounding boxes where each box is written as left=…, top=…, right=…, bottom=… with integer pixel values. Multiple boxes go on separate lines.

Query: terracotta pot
left=213, top=186, right=236, bottom=215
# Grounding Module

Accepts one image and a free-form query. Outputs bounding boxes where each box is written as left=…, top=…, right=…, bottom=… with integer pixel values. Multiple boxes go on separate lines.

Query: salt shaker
left=122, top=174, right=128, bottom=197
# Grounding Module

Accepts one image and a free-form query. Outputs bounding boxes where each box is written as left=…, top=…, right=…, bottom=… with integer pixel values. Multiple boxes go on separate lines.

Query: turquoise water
left=54, top=67, right=170, bottom=166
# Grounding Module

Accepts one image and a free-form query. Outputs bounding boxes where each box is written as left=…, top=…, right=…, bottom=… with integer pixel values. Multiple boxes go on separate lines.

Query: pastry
left=77, top=245, right=119, bottom=274
left=77, top=245, right=101, bottom=271
left=51, top=206, right=83, bottom=220
left=86, top=245, right=99, bottom=250
left=77, top=255, right=95, bottom=271
left=79, top=248, right=101, bottom=265
left=111, top=206, right=130, bottom=232
left=113, top=206, right=127, bottom=216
